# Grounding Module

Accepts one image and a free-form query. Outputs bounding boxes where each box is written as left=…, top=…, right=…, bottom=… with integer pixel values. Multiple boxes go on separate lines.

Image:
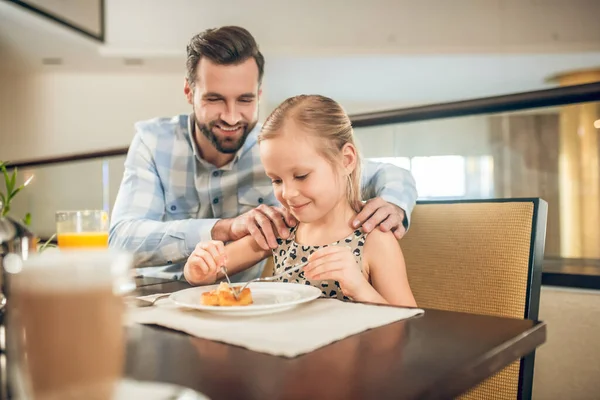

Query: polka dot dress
left=271, top=226, right=368, bottom=300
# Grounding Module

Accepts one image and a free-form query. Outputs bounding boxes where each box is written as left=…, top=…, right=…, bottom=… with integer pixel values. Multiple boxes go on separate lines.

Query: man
left=109, top=26, right=417, bottom=281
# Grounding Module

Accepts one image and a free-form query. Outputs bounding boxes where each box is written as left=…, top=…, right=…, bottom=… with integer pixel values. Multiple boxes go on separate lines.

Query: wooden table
left=126, top=280, right=547, bottom=400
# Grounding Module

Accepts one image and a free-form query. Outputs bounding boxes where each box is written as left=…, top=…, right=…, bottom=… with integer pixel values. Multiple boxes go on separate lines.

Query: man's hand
left=212, top=205, right=297, bottom=250
left=352, top=197, right=407, bottom=239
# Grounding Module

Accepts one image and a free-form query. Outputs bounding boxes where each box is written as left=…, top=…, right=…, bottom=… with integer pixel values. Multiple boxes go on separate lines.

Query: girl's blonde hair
left=258, top=94, right=362, bottom=213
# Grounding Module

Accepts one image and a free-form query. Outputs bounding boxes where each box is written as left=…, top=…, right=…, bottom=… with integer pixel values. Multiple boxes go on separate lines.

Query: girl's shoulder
left=364, top=228, right=398, bottom=244
left=363, top=229, right=402, bottom=263
left=337, top=228, right=368, bottom=245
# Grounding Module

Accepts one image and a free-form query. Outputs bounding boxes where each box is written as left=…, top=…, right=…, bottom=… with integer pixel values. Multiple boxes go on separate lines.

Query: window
left=368, top=155, right=494, bottom=200
left=411, top=156, right=466, bottom=198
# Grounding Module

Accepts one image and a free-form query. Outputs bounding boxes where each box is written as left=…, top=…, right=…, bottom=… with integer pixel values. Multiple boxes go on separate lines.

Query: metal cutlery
left=127, top=293, right=171, bottom=308
left=233, top=260, right=308, bottom=296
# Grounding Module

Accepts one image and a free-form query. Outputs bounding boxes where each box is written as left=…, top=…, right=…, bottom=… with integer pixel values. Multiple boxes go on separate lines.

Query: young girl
left=184, top=95, right=416, bottom=307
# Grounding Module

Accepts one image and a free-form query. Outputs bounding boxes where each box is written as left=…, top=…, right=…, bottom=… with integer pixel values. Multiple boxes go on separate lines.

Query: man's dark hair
left=186, top=26, right=265, bottom=87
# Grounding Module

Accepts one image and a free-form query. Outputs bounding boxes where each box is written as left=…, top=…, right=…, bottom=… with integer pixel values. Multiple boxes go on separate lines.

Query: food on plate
left=200, top=282, right=253, bottom=306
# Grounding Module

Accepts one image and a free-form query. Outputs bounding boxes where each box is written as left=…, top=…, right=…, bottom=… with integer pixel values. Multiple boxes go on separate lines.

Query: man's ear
left=184, top=78, right=193, bottom=105
left=341, top=143, right=358, bottom=174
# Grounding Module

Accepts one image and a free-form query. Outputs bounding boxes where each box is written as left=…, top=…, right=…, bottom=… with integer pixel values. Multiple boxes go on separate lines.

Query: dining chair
left=401, top=198, right=547, bottom=400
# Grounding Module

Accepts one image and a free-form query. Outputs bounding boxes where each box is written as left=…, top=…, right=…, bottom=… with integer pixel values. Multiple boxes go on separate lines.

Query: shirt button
left=213, top=198, right=219, bottom=204
left=170, top=205, right=176, bottom=211
left=258, top=197, right=264, bottom=204
left=212, top=171, right=219, bottom=177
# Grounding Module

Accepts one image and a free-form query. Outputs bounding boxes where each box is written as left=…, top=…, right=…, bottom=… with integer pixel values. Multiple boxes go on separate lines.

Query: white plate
left=169, top=282, right=322, bottom=316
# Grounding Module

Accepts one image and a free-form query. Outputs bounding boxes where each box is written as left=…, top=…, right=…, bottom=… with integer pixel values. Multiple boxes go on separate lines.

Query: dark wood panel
left=351, top=82, right=600, bottom=127
left=489, top=113, right=561, bottom=257
left=4, top=147, right=127, bottom=169
left=542, top=258, right=600, bottom=290
left=4, top=0, right=105, bottom=42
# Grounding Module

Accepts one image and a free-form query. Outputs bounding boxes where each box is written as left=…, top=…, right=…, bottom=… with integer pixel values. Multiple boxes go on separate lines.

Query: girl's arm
left=184, top=236, right=271, bottom=285
left=363, top=229, right=417, bottom=307
left=223, top=235, right=272, bottom=275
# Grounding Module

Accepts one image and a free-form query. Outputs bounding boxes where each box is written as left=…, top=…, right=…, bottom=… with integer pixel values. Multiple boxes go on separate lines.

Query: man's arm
left=109, top=132, right=212, bottom=267
left=358, top=159, right=418, bottom=235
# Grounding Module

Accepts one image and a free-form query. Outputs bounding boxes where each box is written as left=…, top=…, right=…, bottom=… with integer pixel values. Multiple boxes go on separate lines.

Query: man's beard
left=196, top=115, right=257, bottom=154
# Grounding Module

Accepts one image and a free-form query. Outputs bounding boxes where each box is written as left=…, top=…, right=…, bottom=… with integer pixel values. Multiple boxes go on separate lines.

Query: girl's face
left=260, top=122, right=356, bottom=223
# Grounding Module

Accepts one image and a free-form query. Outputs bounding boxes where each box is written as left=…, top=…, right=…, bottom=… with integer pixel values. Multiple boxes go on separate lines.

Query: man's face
left=184, top=58, right=261, bottom=154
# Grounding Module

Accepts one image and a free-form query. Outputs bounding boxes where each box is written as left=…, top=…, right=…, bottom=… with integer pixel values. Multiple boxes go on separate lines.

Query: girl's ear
left=341, top=143, right=358, bottom=174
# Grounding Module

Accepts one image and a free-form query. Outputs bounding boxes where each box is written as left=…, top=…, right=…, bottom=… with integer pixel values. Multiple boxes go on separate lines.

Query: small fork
left=219, top=266, right=239, bottom=299
left=128, top=293, right=171, bottom=307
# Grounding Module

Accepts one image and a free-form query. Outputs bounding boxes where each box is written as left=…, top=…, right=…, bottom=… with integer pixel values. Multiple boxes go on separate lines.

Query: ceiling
left=1, top=0, right=600, bottom=105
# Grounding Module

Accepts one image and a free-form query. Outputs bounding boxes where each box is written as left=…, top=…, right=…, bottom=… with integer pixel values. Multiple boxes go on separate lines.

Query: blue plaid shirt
left=109, top=114, right=417, bottom=281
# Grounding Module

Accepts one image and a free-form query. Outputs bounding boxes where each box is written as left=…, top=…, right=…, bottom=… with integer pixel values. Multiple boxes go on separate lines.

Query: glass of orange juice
left=56, top=210, right=109, bottom=249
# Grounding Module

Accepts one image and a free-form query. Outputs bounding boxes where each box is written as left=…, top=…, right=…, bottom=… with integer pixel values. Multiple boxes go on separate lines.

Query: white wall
left=0, top=71, right=190, bottom=162
left=104, top=0, right=600, bottom=56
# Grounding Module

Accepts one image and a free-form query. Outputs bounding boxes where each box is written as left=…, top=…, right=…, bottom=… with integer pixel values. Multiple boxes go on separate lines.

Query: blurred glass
left=56, top=210, right=109, bottom=249
left=7, top=249, right=133, bottom=399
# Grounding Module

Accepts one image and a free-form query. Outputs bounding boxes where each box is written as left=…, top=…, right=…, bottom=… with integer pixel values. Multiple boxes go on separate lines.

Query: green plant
left=1, top=160, right=55, bottom=250
left=0, top=161, right=32, bottom=222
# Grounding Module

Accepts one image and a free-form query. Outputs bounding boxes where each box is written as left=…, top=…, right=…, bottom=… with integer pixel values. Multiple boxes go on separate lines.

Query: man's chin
left=217, top=147, right=240, bottom=154
left=205, top=123, right=255, bottom=154
left=215, top=139, right=244, bottom=154
left=214, top=129, right=243, bottom=141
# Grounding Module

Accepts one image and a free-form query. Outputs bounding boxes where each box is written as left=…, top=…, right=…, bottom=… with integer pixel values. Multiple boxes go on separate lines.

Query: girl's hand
left=304, top=246, right=368, bottom=298
left=183, top=240, right=227, bottom=285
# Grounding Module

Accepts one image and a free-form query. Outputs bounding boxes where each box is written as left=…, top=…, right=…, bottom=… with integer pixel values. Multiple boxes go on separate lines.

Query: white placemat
left=114, top=379, right=208, bottom=399
left=127, top=295, right=424, bottom=358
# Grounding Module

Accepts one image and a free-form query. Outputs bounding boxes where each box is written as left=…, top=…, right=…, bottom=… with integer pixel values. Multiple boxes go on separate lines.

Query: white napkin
left=127, top=296, right=424, bottom=358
